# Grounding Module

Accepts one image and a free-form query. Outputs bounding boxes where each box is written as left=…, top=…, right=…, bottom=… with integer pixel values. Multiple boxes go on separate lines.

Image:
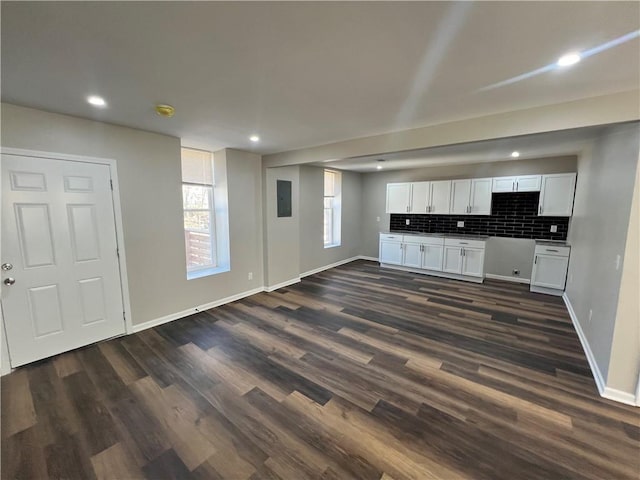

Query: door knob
left=3, top=278, right=16, bottom=286
left=1, top=263, right=12, bottom=271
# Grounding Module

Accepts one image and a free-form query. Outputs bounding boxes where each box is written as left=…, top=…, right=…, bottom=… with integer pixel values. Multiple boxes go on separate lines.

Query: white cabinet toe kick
left=379, top=233, right=486, bottom=283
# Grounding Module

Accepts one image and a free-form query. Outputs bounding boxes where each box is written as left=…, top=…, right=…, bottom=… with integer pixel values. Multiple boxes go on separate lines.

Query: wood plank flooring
left=2, top=260, right=639, bottom=479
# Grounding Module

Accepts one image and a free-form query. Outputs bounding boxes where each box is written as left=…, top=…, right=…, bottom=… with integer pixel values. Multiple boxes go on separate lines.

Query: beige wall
left=605, top=147, right=640, bottom=395
left=359, top=156, right=578, bottom=281
left=566, top=122, right=640, bottom=395
left=1, top=103, right=265, bottom=326
left=264, top=166, right=300, bottom=287
left=263, top=90, right=639, bottom=167
left=299, top=166, right=362, bottom=274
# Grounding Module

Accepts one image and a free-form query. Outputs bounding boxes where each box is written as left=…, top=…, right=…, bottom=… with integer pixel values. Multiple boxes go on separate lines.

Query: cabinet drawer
left=445, top=238, right=486, bottom=249
left=403, top=235, right=444, bottom=246
left=534, top=245, right=570, bottom=257
left=380, top=233, right=402, bottom=242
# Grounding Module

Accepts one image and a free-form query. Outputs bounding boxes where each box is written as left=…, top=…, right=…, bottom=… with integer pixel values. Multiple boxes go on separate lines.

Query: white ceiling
left=1, top=2, right=639, bottom=155
left=317, top=125, right=605, bottom=172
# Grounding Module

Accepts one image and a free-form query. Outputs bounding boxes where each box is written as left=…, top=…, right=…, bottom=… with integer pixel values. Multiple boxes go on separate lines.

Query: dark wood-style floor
left=2, top=260, right=639, bottom=480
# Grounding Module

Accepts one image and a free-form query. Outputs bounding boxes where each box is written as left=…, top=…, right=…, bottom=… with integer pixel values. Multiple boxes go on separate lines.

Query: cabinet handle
left=516, top=181, right=519, bottom=190
left=406, top=205, right=409, bottom=212
left=459, top=242, right=468, bottom=245
left=539, top=205, right=542, bottom=215
left=512, top=181, right=515, bottom=191
left=546, top=249, right=559, bottom=252
left=534, top=255, right=537, bottom=264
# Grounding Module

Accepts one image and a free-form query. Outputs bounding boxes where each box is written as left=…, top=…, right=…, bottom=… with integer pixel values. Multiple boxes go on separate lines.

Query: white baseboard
left=264, top=278, right=301, bottom=292
left=300, top=256, right=361, bottom=278
left=1, top=362, right=12, bottom=377
left=485, top=273, right=531, bottom=284
left=357, top=255, right=379, bottom=262
left=132, top=286, right=265, bottom=333
left=562, top=293, right=606, bottom=395
left=602, top=386, right=638, bottom=406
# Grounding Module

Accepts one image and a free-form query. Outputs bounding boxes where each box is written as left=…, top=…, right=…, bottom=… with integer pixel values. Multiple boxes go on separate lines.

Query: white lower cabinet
left=402, top=242, right=423, bottom=268
left=421, top=244, right=444, bottom=271
left=379, top=234, right=403, bottom=265
left=380, top=234, right=485, bottom=282
left=531, top=244, right=570, bottom=295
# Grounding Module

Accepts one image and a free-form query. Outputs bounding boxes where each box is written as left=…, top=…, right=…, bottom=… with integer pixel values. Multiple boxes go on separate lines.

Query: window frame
left=323, top=169, right=342, bottom=248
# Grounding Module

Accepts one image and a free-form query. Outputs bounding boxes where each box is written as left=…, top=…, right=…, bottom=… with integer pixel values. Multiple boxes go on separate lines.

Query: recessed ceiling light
left=511, top=151, right=520, bottom=158
left=249, top=135, right=260, bottom=142
left=376, top=165, right=383, bottom=170
left=557, top=52, right=581, bottom=67
left=87, top=95, right=106, bottom=107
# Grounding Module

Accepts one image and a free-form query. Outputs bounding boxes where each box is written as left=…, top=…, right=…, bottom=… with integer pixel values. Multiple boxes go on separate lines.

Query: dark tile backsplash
left=390, top=192, right=569, bottom=240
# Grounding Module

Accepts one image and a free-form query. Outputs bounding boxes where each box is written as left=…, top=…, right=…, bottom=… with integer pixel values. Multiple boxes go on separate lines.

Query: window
left=181, top=148, right=230, bottom=279
left=323, top=169, right=342, bottom=247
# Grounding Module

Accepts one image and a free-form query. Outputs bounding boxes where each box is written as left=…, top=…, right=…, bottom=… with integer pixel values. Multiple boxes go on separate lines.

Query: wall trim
left=602, top=387, right=638, bottom=406
left=357, top=255, right=379, bottom=262
left=300, top=256, right=361, bottom=278
left=485, top=273, right=531, bottom=284
left=132, top=286, right=265, bottom=333
left=264, top=278, right=301, bottom=292
left=562, top=293, right=606, bottom=395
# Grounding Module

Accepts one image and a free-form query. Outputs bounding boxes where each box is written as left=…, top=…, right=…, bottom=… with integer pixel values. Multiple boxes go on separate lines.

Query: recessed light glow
left=557, top=52, right=581, bottom=67
left=511, top=151, right=520, bottom=158
left=249, top=135, right=260, bottom=142
left=87, top=95, right=106, bottom=107
left=376, top=165, right=383, bottom=170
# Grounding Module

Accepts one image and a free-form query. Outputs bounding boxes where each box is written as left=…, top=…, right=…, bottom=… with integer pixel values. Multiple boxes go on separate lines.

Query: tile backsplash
left=390, top=192, right=569, bottom=240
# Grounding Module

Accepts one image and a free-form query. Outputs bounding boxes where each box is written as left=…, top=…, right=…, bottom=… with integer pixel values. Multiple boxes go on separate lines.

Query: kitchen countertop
left=381, top=231, right=489, bottom=240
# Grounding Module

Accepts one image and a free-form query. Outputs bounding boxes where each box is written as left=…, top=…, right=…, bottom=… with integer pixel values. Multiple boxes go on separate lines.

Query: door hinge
left=110, top=179, right=114, bottom=190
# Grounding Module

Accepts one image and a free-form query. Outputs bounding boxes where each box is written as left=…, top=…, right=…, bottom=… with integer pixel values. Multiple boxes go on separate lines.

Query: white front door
left=1, top=154, right=125, bottom=367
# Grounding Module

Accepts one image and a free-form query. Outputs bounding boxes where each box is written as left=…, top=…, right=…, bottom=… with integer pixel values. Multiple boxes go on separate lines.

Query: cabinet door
left=492, top=176, right=516, bottom=193
left=538, top=173, right=576, bottom=216
left=532, top=254, right=569, bottom=289
left=429, top=181, right=451, bottom=214
left=443, top=246, right=463, bottom=273
left=422, top=244, right=444, bottom=271
left=469, top=178, right=492, bottom=215
left=450, top=179, right=471, bottom=215
left=461, top=247, right=485, bottom=277
left=386, top=183, right=412, bottom=214
left=515, top=175, right=541, bottom=192
left=379, top=240, right=403, bottom=265
left=402, top=243, right=423, bottom=268
left=409, top=182, right=430, bottom=214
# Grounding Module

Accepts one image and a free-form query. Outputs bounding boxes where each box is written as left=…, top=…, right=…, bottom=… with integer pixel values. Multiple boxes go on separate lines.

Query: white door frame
left=0, top=148, right=134, bottom=356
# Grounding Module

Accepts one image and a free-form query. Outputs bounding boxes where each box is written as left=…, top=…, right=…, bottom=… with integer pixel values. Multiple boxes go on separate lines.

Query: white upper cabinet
left=409, top=182, right=430, bottom=214
left=492, top=175, right=541, bottom=192
left=492, top=176, right=516, bottom=192
left=538, top=173, right=577, bottom=216
left=515, top=175, right=541, bottom=192
left=469, top=178, right=492, bottom=215
left=429, top=181, right=451, bottom=214
left=386, top=183, right=412, bottom=213
left=450, top=179, right=471, bottom=214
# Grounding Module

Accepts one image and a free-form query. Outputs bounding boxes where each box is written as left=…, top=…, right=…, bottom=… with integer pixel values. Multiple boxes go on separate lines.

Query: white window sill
left=187, top=265, right=230, bottom=280
left=324, top=243, right=341, bottom=249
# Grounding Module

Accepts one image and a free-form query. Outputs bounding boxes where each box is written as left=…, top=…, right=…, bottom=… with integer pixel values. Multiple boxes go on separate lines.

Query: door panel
left=461, top=248, right=485, bottom=277
left=422, top=245, right=444, bottom=271
left=532, top=254, right=569, bottom=289
left=2, top=154, right=125, bottom=367
left=386, top=183, right=411, bottom=213
left=379, top=240, right=402, bottom=265
left=470, top=178, right=492, bottom=215
left=539, top=174, right=576, bottom=216
left=450, top=180, right=471, bottom=215
left=443, top=246, right=462, bottom=273
left=492, top=177, right=515, bottom=193
left=429, top=181, right=451, bottom=214
left=515, top=175, right=541, bottom=192
left=402, top=243, right=422, bottom=268
left=410, top=182, right=429, bottom=214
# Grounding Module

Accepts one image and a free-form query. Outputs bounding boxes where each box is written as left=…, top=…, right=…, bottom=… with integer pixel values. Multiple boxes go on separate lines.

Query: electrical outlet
left=512, top=269, right=520, bottom=276
left=457, top=221, right=464, bottom=228
left=376, top=216, right=380, bottom=222
left=589, top=309, right=593, bottom=323
left=405, top=219, right=410, bottom=225
left=550, top=225, right=557, bottom=233
left=248, top=272, right=253, bottom=280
